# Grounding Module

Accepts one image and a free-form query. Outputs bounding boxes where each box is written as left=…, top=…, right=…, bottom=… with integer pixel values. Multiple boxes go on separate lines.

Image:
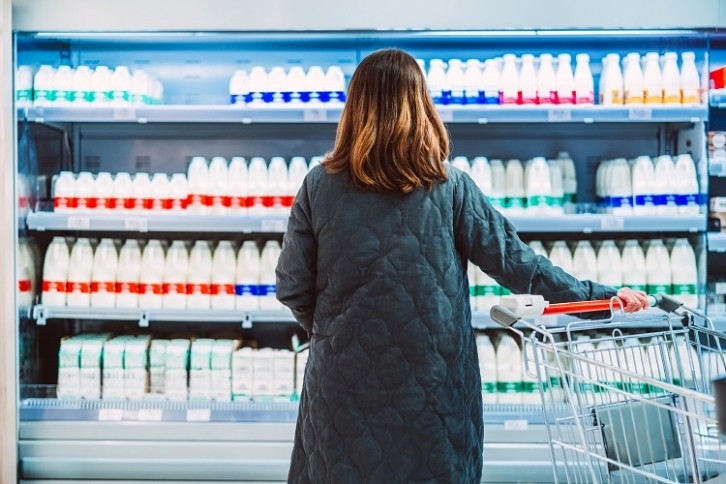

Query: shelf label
left=124, top=217, right=149, bottom=232
left=67, top=216, right=90, bottom=230
left=112, top=108, right=137, bottom=121
left=98, top=408, right=124, bottom=421
left=260, top=219, right=286, bottom=232
left=303, top=109, right=327, bottom=122
left=600, top=217, right=625, bottom=231
left=138, top=409, right=163, bottom=422
left=504, top=419, right=528, bottom=431
left=186, top=408, right=211, bottom=422
left=628, top=108, right=652, bottom=121
left=547, top=109, right=572, bottom=122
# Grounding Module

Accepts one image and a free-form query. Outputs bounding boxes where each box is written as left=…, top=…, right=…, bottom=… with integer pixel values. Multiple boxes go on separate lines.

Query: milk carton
left=57, top=336, right=83, bottom=399
left=211, top=339, right=240, bottom=401
left=148, top=339, right=168, bottom=397
left=189, top=339, right=214, bottom=401
left=253, top=348, right=276, bottom=398
left=164, top=339, right=191, bottom=401
left=102, top=337, right=127, bottom=400
left=80, top=335, right=109, bottom=399
left=232, top=347, right=255, bottom=399
left=274, top=350, right=295, bottom=398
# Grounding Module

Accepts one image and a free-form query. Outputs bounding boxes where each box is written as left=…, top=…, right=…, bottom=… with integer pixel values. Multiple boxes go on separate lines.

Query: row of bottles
left=595, top=154, right=701, bottom=215
left=451, top=153, right=577, bottom=215
left=17, top=65, right=164, bottom=108
left=229, top=66, right=346, bottom=104
left=52, top=156, right=321, bottom=216
left=41, top=237, right=284, bottom=311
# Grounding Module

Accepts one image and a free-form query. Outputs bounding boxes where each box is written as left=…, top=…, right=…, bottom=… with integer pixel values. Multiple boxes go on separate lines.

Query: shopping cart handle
left=490, top=305, right=521, bottom=327
left=540, top=294, right=680, bottom=316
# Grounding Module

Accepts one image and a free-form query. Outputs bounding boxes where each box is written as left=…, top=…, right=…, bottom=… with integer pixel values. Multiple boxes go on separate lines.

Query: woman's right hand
left=616, top=287, right=650, bottom=313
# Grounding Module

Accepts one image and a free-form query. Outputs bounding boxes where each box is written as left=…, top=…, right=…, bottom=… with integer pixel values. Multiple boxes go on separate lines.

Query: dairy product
left=555, top=53, right=575, bottom=104
left=54, top=172, right=77, bottom=213
left=116, top=239, right=141, bottom=308
left=597, top=240, right=623, bottom=287
left=189, top=339, right=214, bottom=400
left=66, top=238, right=94, bottom=308
left=132, top=173, right=152, bottom=212
left=505, top=159, right=525, bottom=214
left=259, top=241, right=282, bottom=310
left=187, top=240, right=213, bottom=310
left=572, top=240, right=598, bottom=281
left=211, top=241, right=237, bottom=310
left=113, top=172, right=134, bottom=212
left=632, top=156, right=656, bottom=215
left=287, top=67, right=306, bottom=103
left=528, top=240, right=548, bottom=258
left=247, top=157, right=268, bottom=216
left=131, top=69, right=150, bottom=105
left=187, top=156, right=210, bottom=214
left=288, top=156, right=308, bottom=204
left=536, top=54, right=556, bottom=105
left=680, top=52, right=700, bottom=105
left=305, top=66, right=326, bottom=102
left=165, top=339, right=191, bottom=400
left=445, top=59, right=465, bottom=105
left=75, top=172, right=96, bottom=211
left=476, top=334, right=497, bottom=403
left=470, top=157, right=492, bottom=195
left=232, top=347, right=255, bottom=398
left=476, top=269, right=501, bottom=311
left=124, top=336, right=150, bottom=400
left=549, top=241, right=574, bottom=274
left=93, top=172, right=114, bottom=212
left=17, top=238, right=36, bottom=306
left=672, top=154, right=699, bottom=215
left=661, top=52, right=681, bottom=104
left=139, top=240, right=165, bottom=308
left=643, top=53, right=663, bottom=104
left=253, top=349, right=275, bottom=397
left=212, top=339, right=238, bottom=401
left=621, top=240, right=647, bottom=292
left=71, top=66, right=93, bottom=105
left=57, top=336, right=83, bottom=399
left=162, top=241, right=189, bottom=309
left=274, top=350, right=295, bottom=397
left=149, top=173, right=170, bottom=212
left=16, top=66, right=33, bottom=108
left=488, top=160, right=506, bottom=211
left=500, top=54, right=519, bottom=105
left=480, top=59, right=501, bottom=105
left=608, top=158, right=633, bottom=215
left=462, top=59, right=482, bottom=105
left=228, top=157, right=249, bottom=215
left=102, top=337, right=126, bottom=400
left=80, top=335, right=108, bottom=399
left=267, top=157, right=289, bottom=216
left=110, top=66, right=131, bottom=105
left=519, top=55, right=537, bottom=105
left=91, top=238, right=118, bottom=308
left=548, top=162, right=565, bottom=215
left=209, top=157, right=231, bottom=214
left=229, top=69, right=249, bottom=105
left=427, top=59, right=446, bottom=104
left=670, top=238, right=698, bottom=307
left=33, top=65, right=55, bottom=106
left=451, top=156, right=471, bottom=175
left=574, top=54, right=594, bottom=104
left=236, top=241, right=260, bottom=310
left=54, top=66, right=73, bottom=105
left=42, top=237, right=70, bottom=306
left=148, top=339, right=167, bottom=396
left=496, top=334, right=523, bottom=404
left=91, top=66, right=112, bottom=105
left=646, top=239, right=672, bottom=295
left=525, top=157, right=552, bottom=214
left=600, top=54, right=624, bottom=105
left=623, top=53, right=645, bottom=105
left=247, top=66, right=267, bottom=104
left=168, top=173, right=189, bottom=213
left=654, top=155, right=678, bottom=215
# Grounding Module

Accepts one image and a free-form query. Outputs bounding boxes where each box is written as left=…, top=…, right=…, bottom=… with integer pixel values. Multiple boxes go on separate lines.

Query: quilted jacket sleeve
left=453, top=171, right=617, bottom=304
left=276, top=176, right=317, bottom=334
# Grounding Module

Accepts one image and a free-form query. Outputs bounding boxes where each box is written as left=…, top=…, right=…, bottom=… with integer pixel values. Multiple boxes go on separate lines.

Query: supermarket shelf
left=26, top=212, right=707, bottom=234
left=710, top=89, right=726, bottom=108
left=710, top=158, right=726, bottom=177
left=708, top=232, right=726, bottom=252
left=19, top=104, right=707, bottom=124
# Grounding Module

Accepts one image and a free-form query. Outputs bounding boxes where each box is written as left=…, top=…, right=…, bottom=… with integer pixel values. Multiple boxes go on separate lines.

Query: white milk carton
left=57, top=335, right=84, bottom=399
left=274, top=350, right=295, bottom=399
left=164, top=339, right=191, bottom=401
left=189, top=339, right=214, bottom=401
left=211, top=339, right=240, bottom=401
left=125, top=335, right=150, bottom=400
left=102, top=337, right=127, bottom=400
left=253, top=348, right=275, bottom=398
left=148, top=339, right=168, bottom=397
left=232, top=347, right=255, bottom=400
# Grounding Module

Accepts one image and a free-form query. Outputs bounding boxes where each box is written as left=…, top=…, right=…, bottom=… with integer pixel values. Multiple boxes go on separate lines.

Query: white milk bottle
left=267, top=157, right=289, bottom=216
left=324, top=66, right=346, bottom=103
left=427, top=59, right=447, bottom=104
left=187, top=156, right=210, bottom=214
left=654, top=155, right=678, bottom=215
left=248, top=157, right=268, bottom=216
left=16, top=65, right=34, bottom=108
left=72, top=66, right=93, bottom=105
left=42, top=237, right=70, bottom=306
left=54, top=171, right=77, bottom=213
left=572, top=336, right=597, bottom=405
left=211, top=241, right=236, bottom=310
left=17, top=239, right=35, bottom=306
left=229, top=69, right=249, bottom=104
left=680, top=52, right=700, bottom=105
left=306, top=66, right=326, bottom=103
left=477, top=269, right=501, bottom=311
left=558, top=152, right=577, bottom=208
left=497, top=334, right=523, bottom=404
left=505, top=159, right=525, bottom=215
left=632, top=156, right=656, bottom=215
left=489, top=160, right=507, bottom=211
left=187, top=240, right=213, bottom=310
left=623, top=53, right=645, bottom=105
left=445, top=59, right=465, bottom=105
left=236, top=241, right=260, bottom=310
left=247, top=66, right=267, bottom=103
left=308, top=156, right=322, bottom=171
left=268, top=67, right=286, bottom=103
left=463, top=59, right=482, bottom=105
left=95, top=172, right=115, bottom=212
left=476, top=334, right=497, bottom=404
left=75, top=172, right=97, bottom=212
left=672, top=154, right=699, bottom=215
left=471, top=157, right=492, bottom=195
left=621, top=240, right=647, bottom=292
left=208, top=157, right=231, bottom=215
left=228, top=157, right=249, bottom=215
left=528, top=240, right=548, bottom=258
left=260, top=241, right=282, bottom=310
left=597, top=240, right=623, bottom=287
left=643, top=53, right=663, bottom=104
left=500, top=54, right=519, bottom=105
left=163, top=240, right=189, bottom=309
left=91, top=238, right=118, bottom=308
left=519, top=54, right=537, bottom=105
left=91, top=66, right=112, bottom=105
left=131, top=69, right=150, bottom=105
left=556, top=53, right=575, bottom=105
left=110, top=66, right=131, bottom=106
left=574, top=53, right=594, bottom=104
left=113, top=172, right=134, bottom=212
left=66, top=238, right=94, bottom=307
left=480, top=59, right=501, bottom=105
left=150, top=173, right=171, bottom=213
left=646, top=239, right=672, bottom=295
left=288, top=156, right=309, bottom=206
left=549, top=161, right=565, bottom=215
left=670, top=238, right=698, bottom=307
left=287, top=66, right=307, bottom=103
left=608, top=158, right=633, bottom=215
left=169, top=173, right=189, bottom=213
left=54, top=66, right=73, bottom=105
left=549, top=241, right=574, bottom=274
left=573, top=240, right=598, bottom=281
left=525, top=157, right=552, bottom=215
left=661, top=52, right=681, bottom=104
left=601, top=54, right=623, bottom=105
left=139, top=239, right=165, bottom=308
left=33, top=65, right=55, bottom=106
left=116, top=239, right=141, bottom=308
left=132, top=173, right=152, bottom=212
left=537, top=54, right=556, bottom=105
left=595, top=160, right=609, bottom=209
left=451, top=156, right=471, bottom=175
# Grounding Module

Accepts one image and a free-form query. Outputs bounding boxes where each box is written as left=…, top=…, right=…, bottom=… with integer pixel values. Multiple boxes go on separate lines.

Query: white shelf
left=708, top=232, right=726, bottom=253
left=26, top=212, right=707, bottom=234
left=19, top=104, right=708, bottom=124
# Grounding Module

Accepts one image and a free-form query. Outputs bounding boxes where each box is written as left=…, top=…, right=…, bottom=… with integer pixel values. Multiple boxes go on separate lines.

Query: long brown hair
left=324, top=49, right=449, bottom=194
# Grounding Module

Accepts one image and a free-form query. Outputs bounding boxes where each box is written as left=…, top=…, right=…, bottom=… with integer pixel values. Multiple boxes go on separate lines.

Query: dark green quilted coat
left=276, top=165, right=615, bottom=483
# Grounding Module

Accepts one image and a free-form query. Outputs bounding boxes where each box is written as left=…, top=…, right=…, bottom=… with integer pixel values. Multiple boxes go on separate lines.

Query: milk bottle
left=557, top=152, right=577, bottom=208
left=427, top=59, right=447, bottom=104
left=601, top=54, right=623, bottom=105
left=16, top=66, right=34, bottom=108
left=167, top=174, right=188, bottom=213
left=209, top=157, right=231, bottom=214
left=471, top=157, right=492, bottom=195
left=211, top=241, right=236, bottom=310
left=54, top=172, right=77, bottom=213
left=54, top=66, right=73, bottom=105
left=505, top=159, right=525, bottom=214
left=445, top=59, right=465, bottom=105
left=489, top=160, right=507, bottom=211
left=132, top=173, right=152, bottom=212
left=549, top=241, right=574, bottom=274
left=595, top=160, right=609, bottom=208
left=131, top=69, right=150, bottom=105
left=597, top=240, right=623, bottom=287
left=268, top=67, right=286, bottom=103
left=623, top=53, right=645, bottom=105
left=287, top=66, right=306, bottom=103
left=537, top=54, right=556, bottom=105
left=147, top=174, right=169, bottom=213
left=528, top=240, right=548, bottom=258
left=33, top=65, right=55, bottom=106
left=236, top=241, right=260, bottom=310
left=525, top=157, right=552, bottom=214
left=680, top=52, right=700, bottom=105
left=632, top=156, right=656, bottom=215
left=451, top=156, right=471, bottom=175
left=66, top=238, right=94, bottom=308
left=116, top=240, right=142, bottom=308
left=621, top=240, right=647, bottom=292
left=608, top=158, right=633, bottom=215
left=247, top=66, right=267, bottom=103
left=574, top=54, right=594, bottom=104
left=288, top=157, right=308, bottom=205
left=306, top=66, right=326, bottom=103
left=324, top=66, right=346, bottom=103
left=519, top=54, right=537, bottom=105
left=497, top=334, right=523, bottom=404
left=17, top=239, right=35, bottom=306
left=573, top=240, right=598, bottom=281
left=670, top=238, right=698, bottom=307
left=75, top=172, right=96, bottom=211
left=643, top=53, right=663, bottom=104
left=500, top=54, right=519, bottom=105
left=260, top=241, right=282, bottom=310
left=42, top=237, right=70, bottom=306
left=139, top=240, right=165, bottom=308
left=308, top=156, right=322, bottom=171
left=188, top=240, right=212, bottom=310
left=229, top=69, right=249, bottom=104
left=91, top=238, right=118, bottom=308
left=463, top=59, right=482, bottom=105
left=549, top=161, right=565, bottom=215
left=91, top=66, right=112, bottom=105
left=187, top=156, right=210, bottom=214
left=72, top=66, right=93, bottom=105
left=163, top=241, right=189, bottom=309
left=646, top=239, right=672, bottom=295
left=672, top=154, right=699, bottom=215
left=93, top=172, right=114, bottom=212
left=247, top=157, right=268, bottom=216
left=113, top=172, right=134, bottom=212
left=476, top=269, right=501, bottom=311
left=661, top=52, right=681, bottom=104
left=556, top=53, right=575, bottom=105
left=228, top=157, right=248, bottom=215
left=267, top=157, right=289, bottom=216
left=654, top=155, right=678, bottom=215
left=110, top=66, right=131, bottom=106
left=476, top=334, right=497, bottom=404
left=480, top=59, right=501, bottom=105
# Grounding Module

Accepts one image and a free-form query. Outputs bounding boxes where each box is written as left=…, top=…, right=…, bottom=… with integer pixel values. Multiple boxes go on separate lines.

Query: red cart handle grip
left=541, top=299, right=622, bottom=316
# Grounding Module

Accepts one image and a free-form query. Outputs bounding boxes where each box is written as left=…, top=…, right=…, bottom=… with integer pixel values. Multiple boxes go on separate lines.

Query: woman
left=276, top=49, right=648, bottom=484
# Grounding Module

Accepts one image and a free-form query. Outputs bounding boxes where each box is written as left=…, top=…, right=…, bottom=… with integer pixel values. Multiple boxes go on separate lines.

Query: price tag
left=600, top=217, right=625, bottom=231
left=437, top=109, right=454, bottom=122
left=186, top=408, right=211, bottom=422
left=124, top=217, right=149, bottom=232
left=98, top=408, right=124, bottom=421
left=261, top=219, right=286, bottom=232
left=303, top=109, right=327, bottom=122
left=67, top=216, right=90, bottom=230
left=628, top=108, right=652, bottom=121
left=138, top=409, right=163, bottom=422
left=504, top=420, right=528, bottom=431
left=547, top=109, right=572, bottom=122
left=112, top=108, right=137, bottom=121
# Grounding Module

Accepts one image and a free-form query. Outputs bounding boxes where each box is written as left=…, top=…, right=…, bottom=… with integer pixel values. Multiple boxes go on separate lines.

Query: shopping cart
left=490, top=294, right=726, bottom=484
